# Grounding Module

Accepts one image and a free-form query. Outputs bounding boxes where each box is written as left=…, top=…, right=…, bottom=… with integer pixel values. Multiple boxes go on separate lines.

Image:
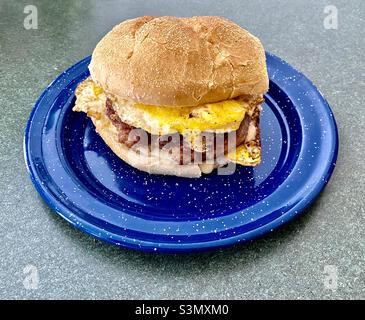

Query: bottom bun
left=90, top=113, right=206, bottom=178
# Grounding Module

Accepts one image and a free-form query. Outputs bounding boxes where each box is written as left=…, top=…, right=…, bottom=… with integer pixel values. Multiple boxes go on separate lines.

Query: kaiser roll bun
left=89, top=16, right=268, bottom=107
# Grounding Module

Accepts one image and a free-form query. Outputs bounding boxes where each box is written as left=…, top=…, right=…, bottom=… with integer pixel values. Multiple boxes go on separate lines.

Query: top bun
left=89, top=16, right=269, bottom=107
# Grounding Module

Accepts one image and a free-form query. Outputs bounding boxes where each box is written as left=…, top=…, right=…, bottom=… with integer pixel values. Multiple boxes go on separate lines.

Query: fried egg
left=227, top=141, right=261, bottom=166
left=74, top=79, right=250, bottom=135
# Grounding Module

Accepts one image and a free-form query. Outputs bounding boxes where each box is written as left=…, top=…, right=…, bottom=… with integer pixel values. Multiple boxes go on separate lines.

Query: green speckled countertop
left=0, top=0, right=364, bottom=299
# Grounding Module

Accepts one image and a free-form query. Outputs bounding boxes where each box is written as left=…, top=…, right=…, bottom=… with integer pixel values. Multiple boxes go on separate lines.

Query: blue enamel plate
left=24, top=53, right=338, bottom=253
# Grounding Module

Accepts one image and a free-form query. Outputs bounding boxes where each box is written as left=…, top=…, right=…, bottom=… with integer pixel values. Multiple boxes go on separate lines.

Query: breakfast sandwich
left=73, top=16, right=269, bottom=177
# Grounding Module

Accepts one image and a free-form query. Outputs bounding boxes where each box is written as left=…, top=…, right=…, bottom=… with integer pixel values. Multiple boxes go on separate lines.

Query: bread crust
left=89, top=16, right=269, bottom=107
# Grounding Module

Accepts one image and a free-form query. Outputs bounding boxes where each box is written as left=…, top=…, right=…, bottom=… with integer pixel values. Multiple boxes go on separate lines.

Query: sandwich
left=73, top=16, right=269, bottom=178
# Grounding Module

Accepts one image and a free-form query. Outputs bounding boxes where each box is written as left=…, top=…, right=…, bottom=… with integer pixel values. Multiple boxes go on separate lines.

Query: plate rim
left=24, top=53, right=339, bottom=253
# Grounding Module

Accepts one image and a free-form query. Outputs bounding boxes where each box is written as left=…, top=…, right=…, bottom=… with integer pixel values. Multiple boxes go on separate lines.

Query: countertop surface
left=0, top=0, right=364, bottom=299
